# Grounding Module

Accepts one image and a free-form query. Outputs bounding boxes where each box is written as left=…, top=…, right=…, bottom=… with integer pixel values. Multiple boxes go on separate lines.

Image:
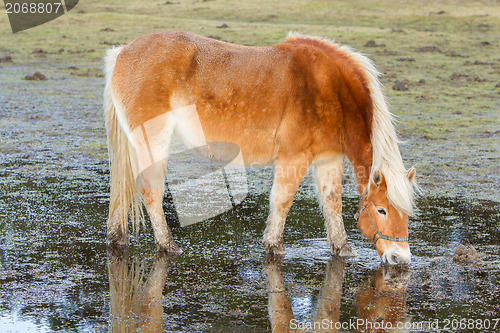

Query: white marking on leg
left=263, top=160, right=310, bottom=252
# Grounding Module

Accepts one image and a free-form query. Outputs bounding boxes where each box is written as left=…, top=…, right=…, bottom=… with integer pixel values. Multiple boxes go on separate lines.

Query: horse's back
left=111, top=31, right=362, bottom=165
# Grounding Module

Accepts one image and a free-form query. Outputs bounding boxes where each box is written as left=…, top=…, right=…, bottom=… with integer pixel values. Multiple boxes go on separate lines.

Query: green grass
left=1, top=0, right=498, bottom=60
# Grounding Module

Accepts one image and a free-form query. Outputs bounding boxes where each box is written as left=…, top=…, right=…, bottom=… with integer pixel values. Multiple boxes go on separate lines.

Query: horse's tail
left=104, top=46, right=144, bottom=235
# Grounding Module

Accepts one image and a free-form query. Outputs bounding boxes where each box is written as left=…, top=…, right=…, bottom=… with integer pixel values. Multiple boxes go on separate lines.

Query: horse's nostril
left=391, top=253, right=400, bottom=264
left=383, top=247, right=411, bottom=266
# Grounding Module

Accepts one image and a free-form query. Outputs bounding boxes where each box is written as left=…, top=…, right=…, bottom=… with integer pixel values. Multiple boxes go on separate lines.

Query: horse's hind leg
left=314, top=156, right=356, bottom=257
left=108, top=204, right=127, bottom=250
left=139, top=161, right=181, bottom=253
left=263, top=154, right=311, bottom=255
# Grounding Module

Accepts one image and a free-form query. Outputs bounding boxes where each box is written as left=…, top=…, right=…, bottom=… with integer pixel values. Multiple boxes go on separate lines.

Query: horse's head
left=356, top=168, right=416, bottom=265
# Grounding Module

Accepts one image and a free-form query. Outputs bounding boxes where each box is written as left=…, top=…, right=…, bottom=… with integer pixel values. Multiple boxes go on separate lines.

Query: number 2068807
left=6, top=2, right=63, bottom=14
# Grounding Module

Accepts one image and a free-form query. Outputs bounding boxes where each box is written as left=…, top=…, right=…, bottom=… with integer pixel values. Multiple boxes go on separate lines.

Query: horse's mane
left=286, top=32, right=416, bottom=215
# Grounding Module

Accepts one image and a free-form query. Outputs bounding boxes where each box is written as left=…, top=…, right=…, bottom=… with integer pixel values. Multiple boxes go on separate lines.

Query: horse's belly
left=192, top=99, right=284, bottom=166
left=203, top=125, right=278, bottom=167
left=166, top=103, right=278, bottom=167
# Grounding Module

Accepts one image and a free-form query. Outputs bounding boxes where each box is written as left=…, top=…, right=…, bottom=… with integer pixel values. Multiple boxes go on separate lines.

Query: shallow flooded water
left=0, top=170, right=499, bottom=332
left=1, top=63, right=499, bottom=332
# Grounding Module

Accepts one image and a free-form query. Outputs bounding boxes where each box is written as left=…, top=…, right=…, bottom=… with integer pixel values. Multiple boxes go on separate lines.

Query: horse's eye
left=377, top=208, right=387, bottom=216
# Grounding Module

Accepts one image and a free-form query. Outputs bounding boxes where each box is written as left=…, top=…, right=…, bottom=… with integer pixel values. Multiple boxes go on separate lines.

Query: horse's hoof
left=107, top=230, right=127, bottom=248
left=265, top=243, right=286, bottom=256
left=107, top=238, right=128, bottom=253
left=156, top=251, right=181, bottom=265
left=158, top=242, right=183, bottom=254
left=335, top=243, right=357, bottom=258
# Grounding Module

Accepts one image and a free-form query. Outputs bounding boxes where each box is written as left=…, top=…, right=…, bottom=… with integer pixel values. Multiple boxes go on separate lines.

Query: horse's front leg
left=314, top=156, right=357, bottom=257
left=263, top=153, right=311, bottom=256
left=264, top=254, right=295, bottom=331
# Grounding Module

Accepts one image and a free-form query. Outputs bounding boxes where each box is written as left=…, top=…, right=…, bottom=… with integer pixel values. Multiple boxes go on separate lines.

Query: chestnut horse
left=103, top=31, right=417, bottom=265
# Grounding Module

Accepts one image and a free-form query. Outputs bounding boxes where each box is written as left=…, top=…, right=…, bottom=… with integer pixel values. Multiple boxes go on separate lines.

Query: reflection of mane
left=356, top=267, right=410, bottom=333
left=108, top=250, right=178, bottom=332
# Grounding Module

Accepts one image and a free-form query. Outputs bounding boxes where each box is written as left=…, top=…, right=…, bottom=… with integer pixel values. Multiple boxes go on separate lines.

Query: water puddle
left=0, top=172, right=498, bottom=332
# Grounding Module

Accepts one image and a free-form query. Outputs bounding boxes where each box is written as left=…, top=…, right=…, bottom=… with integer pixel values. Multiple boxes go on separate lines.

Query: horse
left=103, top=31, right=417, bottom=265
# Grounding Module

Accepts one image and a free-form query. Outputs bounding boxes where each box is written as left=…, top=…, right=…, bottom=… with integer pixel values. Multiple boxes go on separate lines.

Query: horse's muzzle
left=382, top=245, right=411, bottom=265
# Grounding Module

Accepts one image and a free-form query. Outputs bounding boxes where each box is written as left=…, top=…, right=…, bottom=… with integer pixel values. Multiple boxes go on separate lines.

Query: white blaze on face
left=382, top=245, right=411, bottom=265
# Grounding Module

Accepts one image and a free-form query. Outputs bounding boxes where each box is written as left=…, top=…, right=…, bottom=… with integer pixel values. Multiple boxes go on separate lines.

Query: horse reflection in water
left=108, top=250, right=178, bottom=332
left=265, top=256, right=345, bottom=333
left=356, top=267, right=411, bottom=332
left=265, top=255, right=410, bottom=333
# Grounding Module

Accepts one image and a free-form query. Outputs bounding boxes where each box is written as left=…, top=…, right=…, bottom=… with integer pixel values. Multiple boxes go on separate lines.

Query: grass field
left=1, top=0, right=499, bottom=200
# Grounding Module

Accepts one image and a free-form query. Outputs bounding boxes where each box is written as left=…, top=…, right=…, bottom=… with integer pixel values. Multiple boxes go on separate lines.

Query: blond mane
left=287, top=32, right=416, bottom=215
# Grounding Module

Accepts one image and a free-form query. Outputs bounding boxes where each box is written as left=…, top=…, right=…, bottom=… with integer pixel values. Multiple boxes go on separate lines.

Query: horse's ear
left=373, top=170, right=383, bottom=187
left=406, top=167, right=416, bottom=184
